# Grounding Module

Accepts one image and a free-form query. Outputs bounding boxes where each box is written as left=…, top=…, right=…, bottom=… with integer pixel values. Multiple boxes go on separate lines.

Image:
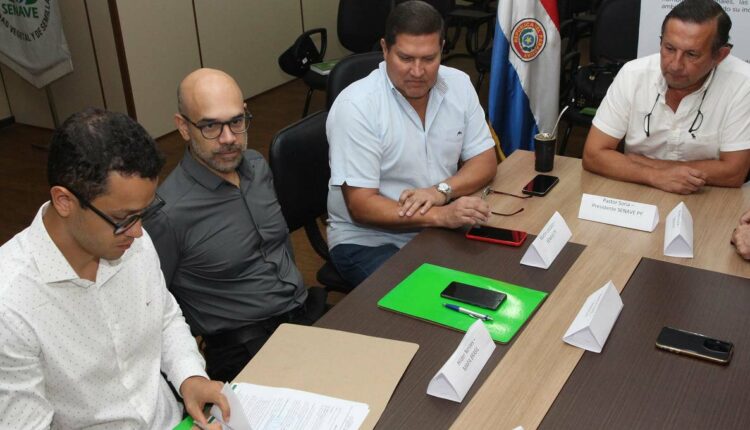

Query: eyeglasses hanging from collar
left=643, top=78, right=710, bottom=139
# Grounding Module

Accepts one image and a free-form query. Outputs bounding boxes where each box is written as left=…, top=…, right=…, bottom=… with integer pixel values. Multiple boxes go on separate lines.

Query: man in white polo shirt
left=582, top=0, right=750, bottom=194
left=326, top=0, right=497, bottom=286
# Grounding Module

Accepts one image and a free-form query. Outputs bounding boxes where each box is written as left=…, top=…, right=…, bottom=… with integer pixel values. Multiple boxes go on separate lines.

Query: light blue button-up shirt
left=327, top=62, right=494, bottom=249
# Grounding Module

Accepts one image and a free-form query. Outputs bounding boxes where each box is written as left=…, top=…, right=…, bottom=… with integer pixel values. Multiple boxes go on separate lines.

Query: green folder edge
left=377, top=263, right=548, bottom=344
left=173, top=417, right=193, bottom=430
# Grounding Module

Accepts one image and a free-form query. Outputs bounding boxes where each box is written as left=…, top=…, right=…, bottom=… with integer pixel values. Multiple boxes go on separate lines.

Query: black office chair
left=278, top=28, right=328, bottom=118
left=558, top=0, right=601, bottom=57
left=406, top=0, right=494, bottom=61
left=326, top=51, right=384, bottom=109
left=559, top=0, right=639, bottom=156
left=281, top=1, right=390, bottom=117
left=337, top=0, right=392, bottom=53
left=268, top=111, right=354, bottom=294
left=474, top=46, right=492, bottom=92
left=444, top=0, right=495, bottom=60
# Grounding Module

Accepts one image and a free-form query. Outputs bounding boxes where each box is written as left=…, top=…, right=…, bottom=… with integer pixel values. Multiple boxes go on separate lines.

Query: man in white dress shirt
left=326, top=1, right=497, bottom=285
left=0, top=108, right=228, bottom=429
left=582, top=0, right=750, bottom=194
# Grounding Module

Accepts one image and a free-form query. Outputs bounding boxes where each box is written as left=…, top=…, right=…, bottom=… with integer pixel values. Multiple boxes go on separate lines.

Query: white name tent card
left=427, top=319, right=495, bottom=403
left=563, top=281, right=623, bottom=353
left=578, top=194, right=659, bottom=232
left=663, top=202, right=694, bottom=258
left=520, top=211, right=572, bottom=269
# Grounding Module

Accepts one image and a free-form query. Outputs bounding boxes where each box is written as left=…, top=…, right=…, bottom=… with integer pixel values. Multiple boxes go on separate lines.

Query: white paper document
left=210, top=382, right=370, bottom=430
left=210, top=383, right=254, bottom=430
left=427, top=319, right=496, bottom=403
left=563, top=281, right=623, bottom=353
left=520, top=211, right=572, bottom=269
left=663, top=202, right=694, bottom=258
left=578, top=193, right=659, bottom=232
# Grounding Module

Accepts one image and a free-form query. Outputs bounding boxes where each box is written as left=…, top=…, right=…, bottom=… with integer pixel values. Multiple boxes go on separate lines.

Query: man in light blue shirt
left=327, top=0, right=497, bottom=286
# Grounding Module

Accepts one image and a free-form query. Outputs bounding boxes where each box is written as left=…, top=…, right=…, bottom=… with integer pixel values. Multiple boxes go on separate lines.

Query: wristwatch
left=436, top=182, right=452, bottom=204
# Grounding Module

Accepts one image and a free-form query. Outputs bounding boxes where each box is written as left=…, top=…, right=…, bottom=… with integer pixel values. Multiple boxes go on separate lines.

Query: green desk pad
left=377, top=263, right=548, bottom=343
left=173, top=417, right=193, bottom=430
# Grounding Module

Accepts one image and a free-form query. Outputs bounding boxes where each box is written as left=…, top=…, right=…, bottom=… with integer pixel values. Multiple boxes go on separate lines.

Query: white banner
left=638, top=0, right=750, bottom=63
left=0, top=0, right=73, bottom=88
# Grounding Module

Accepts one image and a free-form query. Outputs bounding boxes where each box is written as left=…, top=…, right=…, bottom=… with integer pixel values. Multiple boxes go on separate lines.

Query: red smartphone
left=465, top=225, right=527, bottom=246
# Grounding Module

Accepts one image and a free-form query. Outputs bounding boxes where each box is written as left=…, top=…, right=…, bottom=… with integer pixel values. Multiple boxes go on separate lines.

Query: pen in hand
left=443, top=303, right=493, bottom=321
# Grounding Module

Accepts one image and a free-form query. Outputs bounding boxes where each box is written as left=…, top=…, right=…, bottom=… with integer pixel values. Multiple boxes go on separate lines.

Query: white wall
left=0, top=0, right=347, bottom=136
left=86, top=0, right=127, bottom=114
left=302, top=0, right=351, bottom=61
left=115, top=0, right=201, bottom=137
left=195, top=0, right=302, bottom=99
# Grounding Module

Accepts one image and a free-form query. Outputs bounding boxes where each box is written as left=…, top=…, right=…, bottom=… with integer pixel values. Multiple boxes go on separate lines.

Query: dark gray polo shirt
left=144, top=149, right=307, bottom=336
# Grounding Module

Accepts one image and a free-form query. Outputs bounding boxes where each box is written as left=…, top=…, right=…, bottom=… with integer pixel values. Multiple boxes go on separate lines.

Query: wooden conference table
left=259, top=151, right=750, bottom=428
left=451, top=151, right=750, bottom=429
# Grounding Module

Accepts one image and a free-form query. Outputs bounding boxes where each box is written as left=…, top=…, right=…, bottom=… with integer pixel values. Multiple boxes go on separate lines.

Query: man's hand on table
left=739, top=209, right=750, bottom=225
left=180, top=376, right=229, bottom=429
left=649, top=165, right=707, bottom=195
left=432, top=196, right=490, bottom=229
left=398, top=187, right=447, bottom=216
left=732, top=224, right=750, bottom=260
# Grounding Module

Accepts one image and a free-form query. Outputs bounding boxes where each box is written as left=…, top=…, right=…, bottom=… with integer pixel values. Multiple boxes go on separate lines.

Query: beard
left=189, top=138, right=246, bottom=173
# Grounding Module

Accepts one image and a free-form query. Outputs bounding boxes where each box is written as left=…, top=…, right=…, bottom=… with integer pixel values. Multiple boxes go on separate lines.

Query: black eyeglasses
left=482, top=187, right=526, bottom=216
left=688, top=90, right=707, bottom=139
left=643, top=94, right=661, bottom=138
left=181, top=110, right=253, bottom=139
left=68, top=189, right=165, bottom=235
left=644, top=87, right=708, bottom=139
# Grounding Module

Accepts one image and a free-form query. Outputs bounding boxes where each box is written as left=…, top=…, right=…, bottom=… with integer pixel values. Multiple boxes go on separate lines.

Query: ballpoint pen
left=443, top=303, right=493, bottom=321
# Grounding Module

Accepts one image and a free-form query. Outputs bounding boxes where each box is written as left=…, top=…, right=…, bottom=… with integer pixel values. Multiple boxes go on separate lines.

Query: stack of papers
left=232, top=324, right=418, bottom=430
left=210, top=383, right=369, bottom=430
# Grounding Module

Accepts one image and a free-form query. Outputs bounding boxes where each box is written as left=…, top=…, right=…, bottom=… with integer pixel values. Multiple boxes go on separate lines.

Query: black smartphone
left=655, top=326, right=733, bottom=365
left=440, top=281, right=507, bottom=310
left=522, top=174, right=559, bottom=196
left=465, top=226, right=527, bottom=246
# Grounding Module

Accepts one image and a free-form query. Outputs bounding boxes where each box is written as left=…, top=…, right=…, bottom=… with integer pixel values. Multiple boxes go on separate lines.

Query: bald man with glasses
left=144, top=68, right=327, bottom=383
left=582, top=0, right=750, bottom=194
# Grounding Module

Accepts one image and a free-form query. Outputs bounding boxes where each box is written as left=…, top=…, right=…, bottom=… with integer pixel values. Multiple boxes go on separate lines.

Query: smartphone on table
left=522, top=174, right=559, bottom=196
left=441, top=281, right=507, bottom=310
left=465, top=225, right=527, bottom=246
left=655, top=326, right=733, bottom=365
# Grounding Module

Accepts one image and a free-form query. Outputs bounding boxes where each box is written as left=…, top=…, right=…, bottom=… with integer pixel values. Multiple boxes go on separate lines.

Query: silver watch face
left=438, top=182, right=451, bottom=193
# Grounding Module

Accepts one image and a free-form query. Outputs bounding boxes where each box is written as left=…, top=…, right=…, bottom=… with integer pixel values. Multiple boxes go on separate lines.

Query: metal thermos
left=534, top=132, right=555, bottom=172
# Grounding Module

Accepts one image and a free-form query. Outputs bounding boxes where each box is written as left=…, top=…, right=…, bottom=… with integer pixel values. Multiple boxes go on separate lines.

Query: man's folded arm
left=582, top=125, right=656, bottom=185
left=627, top=149, right=750, bottom=187
left=342, top=184, right=489, bottom=230
left=583, top=126, right=708, bottom=194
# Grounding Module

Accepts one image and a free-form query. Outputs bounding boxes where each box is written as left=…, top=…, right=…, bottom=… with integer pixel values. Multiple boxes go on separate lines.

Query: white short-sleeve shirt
left=593, top=54, right=750, bottom=161
left=326, top=62, right=495, bottom=249
left=0, top=203, right=207, bottom=429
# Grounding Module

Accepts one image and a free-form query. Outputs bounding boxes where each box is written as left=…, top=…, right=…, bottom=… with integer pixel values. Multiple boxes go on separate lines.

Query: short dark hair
left=48, top=108, right=165, bottom=202
left=384, top=0, right=444, bottom=48
left=662, top=0, right=731, bottom=54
